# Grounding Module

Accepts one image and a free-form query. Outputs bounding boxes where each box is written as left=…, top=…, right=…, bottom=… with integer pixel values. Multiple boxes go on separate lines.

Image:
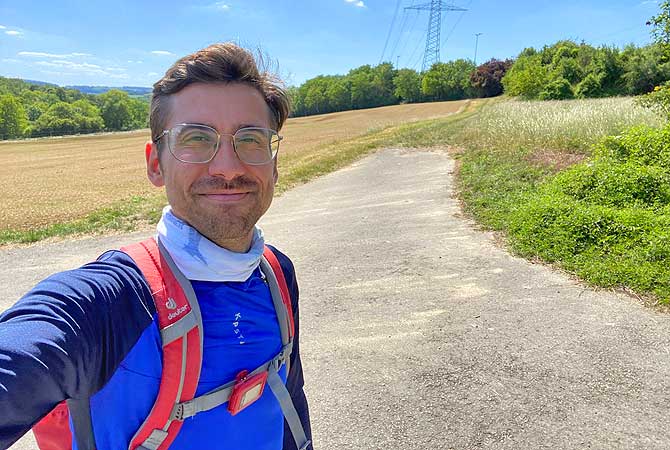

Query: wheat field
left=0, top=100, right=466, bottom=231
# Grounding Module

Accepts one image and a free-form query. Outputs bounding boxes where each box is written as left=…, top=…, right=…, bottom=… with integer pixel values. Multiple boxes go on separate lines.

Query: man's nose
left=207, top=136, right=246, bottom=179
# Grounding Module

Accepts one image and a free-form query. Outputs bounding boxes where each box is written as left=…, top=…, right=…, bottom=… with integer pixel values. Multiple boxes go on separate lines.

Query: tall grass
left=469, top=97, right=664, bottom=153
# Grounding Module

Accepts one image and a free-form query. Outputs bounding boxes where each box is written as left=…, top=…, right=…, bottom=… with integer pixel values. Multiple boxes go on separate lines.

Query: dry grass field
left=0, top=100, right=466, bottom=233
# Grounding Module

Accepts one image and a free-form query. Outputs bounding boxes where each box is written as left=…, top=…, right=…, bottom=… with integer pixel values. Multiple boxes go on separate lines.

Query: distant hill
left=66, top=85, right=152, bottom=96
left=23, top=79, right=58, bottom=87
left=2, top=76, right=152, bottom=97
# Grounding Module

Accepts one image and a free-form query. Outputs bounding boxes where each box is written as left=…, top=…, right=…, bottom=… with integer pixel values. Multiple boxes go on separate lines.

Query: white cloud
left=5, top=30, right=22, bottom=36
left=344, top=0, right=365, bottom=7
left=2, top=58, right=19, bottom=63
left=33, top=59, right=128, bottom=79
left=18, top=51, right=91, bottom=58
left=36, top=60, right=102, bottom=70
left=0, top=25, right=6, bottom=29
left=198, top=2, right=231, bottom=11
left=147, top=72, right=159, bottom=76
left=151, top=50, right=174, bottom=56
left=41, top=70, right=67, bottom=77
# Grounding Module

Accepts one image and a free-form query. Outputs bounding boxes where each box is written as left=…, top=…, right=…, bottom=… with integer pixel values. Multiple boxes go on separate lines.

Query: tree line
left=502, top=41, right=670, bottom=100
left=288, top=41, right=670, bottom=119
left=0, top=78, right=149, bottom=140
left=288, top=58, right=512, bottom=117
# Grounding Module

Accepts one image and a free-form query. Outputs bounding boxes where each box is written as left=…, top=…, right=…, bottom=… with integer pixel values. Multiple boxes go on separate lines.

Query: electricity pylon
left=405, top=1, right=467, bottom=72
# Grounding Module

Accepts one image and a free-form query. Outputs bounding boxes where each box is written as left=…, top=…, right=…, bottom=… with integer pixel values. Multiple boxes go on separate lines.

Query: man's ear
left=146, top=141, right=165, bottom=187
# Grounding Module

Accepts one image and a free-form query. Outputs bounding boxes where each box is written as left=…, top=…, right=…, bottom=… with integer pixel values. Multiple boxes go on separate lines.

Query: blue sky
left=0, top=0, right=660, bottom=88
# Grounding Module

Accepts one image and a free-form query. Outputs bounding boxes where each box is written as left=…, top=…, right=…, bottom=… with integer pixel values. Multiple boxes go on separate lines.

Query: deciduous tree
left=0, top=94, right=28, bottom=139
left=470, top=59, right=512, bottom=98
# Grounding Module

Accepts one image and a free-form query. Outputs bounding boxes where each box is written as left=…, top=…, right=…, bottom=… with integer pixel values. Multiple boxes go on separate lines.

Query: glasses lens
left=234, top=128, right=279, bottom=165
left=169, top=124, right=218, bottom=163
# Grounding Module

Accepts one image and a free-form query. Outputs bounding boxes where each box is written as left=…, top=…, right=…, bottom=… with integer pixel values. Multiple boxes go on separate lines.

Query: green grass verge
left=443, top=97, right=670, bottom=305
left=0, top=195, right=166, bottom=245
left=506, top=125, right=670, bottom=303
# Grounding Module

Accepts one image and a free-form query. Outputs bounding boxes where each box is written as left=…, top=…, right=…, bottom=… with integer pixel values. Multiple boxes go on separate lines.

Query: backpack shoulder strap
left=122, top=238, right=204, bottom=450
left=262, top=245, right=295, bottom=339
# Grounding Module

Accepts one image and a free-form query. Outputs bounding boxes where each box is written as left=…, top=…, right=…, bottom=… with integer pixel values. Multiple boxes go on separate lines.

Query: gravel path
left=3, top=148, right=670, bottom=450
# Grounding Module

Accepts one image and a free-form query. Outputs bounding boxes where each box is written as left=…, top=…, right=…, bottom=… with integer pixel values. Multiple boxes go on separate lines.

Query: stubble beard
left=195, top=202, right=256, bottom=247
left=185, top=175, right=272, bottom=249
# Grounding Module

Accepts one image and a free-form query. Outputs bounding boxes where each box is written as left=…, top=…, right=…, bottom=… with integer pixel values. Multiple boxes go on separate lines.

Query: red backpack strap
left=263, top=245, right=295, bottom=339
left=122, top=238, right=203, bottom=450
left=32, top=401, right=72, bottom=450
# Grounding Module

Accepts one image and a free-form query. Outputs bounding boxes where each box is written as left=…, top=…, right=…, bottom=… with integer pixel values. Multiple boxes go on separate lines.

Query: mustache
left=191, top=176, right=258, bottom=192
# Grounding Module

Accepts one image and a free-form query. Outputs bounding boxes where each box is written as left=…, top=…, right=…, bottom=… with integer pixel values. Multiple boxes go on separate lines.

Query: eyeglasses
left=153, top=123, right=282, bottom=165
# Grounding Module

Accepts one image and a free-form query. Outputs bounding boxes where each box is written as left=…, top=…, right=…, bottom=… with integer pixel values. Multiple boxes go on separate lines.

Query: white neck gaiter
left=156, top=206, right=265, bottom=282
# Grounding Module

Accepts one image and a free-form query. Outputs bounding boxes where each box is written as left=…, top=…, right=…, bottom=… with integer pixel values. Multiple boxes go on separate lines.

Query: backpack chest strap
left=171, top=341, right=293, bottom=421
left=168, top=340, right=310, bottom=450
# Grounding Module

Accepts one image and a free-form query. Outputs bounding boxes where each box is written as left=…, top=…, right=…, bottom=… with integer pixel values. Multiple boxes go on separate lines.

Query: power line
left=409, top=24, right=430, bottom=70
left=379, top=0, right=403, bottom=64
left=387, top=10, right=410, bottom=64
left=397, top=9, right=422, bottom=67
left=439, top=0, right=473, bottom=53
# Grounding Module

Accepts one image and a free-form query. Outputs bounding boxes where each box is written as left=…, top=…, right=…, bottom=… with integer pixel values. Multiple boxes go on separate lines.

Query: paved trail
left=3, top=148, right=670, bottom=450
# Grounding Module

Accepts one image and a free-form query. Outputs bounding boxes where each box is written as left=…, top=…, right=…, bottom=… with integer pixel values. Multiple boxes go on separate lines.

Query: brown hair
left=150, top=43, right=290, bottom=141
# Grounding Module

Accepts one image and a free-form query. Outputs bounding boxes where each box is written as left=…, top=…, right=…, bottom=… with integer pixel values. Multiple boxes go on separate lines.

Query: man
left=0, top=43, right=312, bottom=450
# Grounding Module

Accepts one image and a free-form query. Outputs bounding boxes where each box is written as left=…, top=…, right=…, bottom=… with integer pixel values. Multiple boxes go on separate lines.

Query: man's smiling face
left=146, top=82, right=278, bottom=252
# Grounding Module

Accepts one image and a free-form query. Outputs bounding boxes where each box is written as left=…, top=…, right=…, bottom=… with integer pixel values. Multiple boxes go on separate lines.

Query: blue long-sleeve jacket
left=0, top=246, right=312, bottom=450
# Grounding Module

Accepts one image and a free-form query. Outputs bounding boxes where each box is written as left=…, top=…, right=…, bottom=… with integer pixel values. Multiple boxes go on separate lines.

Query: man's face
left=146, top=82, right=278, bottom=252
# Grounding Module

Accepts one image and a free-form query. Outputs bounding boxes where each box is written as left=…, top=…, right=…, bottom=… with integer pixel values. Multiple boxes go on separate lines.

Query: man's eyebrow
left=187, top=123, right=268, bottom=131
left=237, top=123, right=267, bottom=129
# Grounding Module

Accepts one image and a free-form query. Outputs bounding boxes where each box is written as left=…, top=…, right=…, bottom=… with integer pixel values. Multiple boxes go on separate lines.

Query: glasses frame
left=153, top=123, right=283, bottom=165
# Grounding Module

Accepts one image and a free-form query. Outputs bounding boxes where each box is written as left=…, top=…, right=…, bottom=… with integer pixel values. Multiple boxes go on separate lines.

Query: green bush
left=538, top=77, right=574, bottom=100
left=593, top=124, right=670, bottom=167
left=635, top=81, right=670, bottom=120
left=506, top=122, right=670, bottom=301
left=575, top=73, right=604, bottom=98
left=553, top=160, right=670, bottom=207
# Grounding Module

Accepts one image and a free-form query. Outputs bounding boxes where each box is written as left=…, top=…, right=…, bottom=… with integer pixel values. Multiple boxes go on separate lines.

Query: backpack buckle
left=228, top=370, right=269, bottom=416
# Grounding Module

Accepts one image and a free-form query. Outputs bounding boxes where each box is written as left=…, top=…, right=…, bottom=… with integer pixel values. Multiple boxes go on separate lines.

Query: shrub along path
left=3, top=148, right=670, bottom=449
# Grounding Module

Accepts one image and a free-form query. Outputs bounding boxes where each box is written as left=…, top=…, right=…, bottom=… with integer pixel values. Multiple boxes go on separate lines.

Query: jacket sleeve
left=0, top=251, right=155, bottom=449
left=271, top=247, right=314, bottom=450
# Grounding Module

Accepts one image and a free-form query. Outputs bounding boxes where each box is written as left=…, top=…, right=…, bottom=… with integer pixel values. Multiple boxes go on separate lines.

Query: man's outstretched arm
left=0, top=251, right=154, bottom=448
